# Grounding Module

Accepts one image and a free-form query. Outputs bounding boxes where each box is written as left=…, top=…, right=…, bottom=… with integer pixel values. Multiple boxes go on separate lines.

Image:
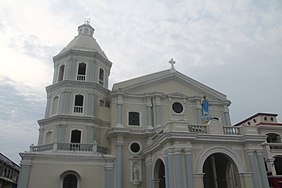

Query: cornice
left=53, top=49, right=112, bottom=68
left=37, top=114, right=110, bottom=127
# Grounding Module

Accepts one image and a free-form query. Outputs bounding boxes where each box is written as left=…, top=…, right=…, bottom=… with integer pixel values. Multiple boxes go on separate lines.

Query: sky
left=0, top=0, right=281, bottom=164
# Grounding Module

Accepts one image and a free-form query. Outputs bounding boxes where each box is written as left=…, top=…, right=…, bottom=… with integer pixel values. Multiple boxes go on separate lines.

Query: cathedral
left=17, top=22, right=282, bottom=188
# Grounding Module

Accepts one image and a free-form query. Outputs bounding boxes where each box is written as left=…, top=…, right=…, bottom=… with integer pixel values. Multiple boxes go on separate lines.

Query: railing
left=74, top=106, right=83, bottom=113
left=188, top=125, right=208, bottom=133
left=223, top=127, right=240, bottom=135
left=30, top=142, right=108, bottom=154
left=77, top=75, right=85, bottom=81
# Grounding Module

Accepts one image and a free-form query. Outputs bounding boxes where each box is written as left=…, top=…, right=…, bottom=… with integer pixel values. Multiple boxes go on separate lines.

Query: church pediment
left=112, top=69, right=227, bottom=100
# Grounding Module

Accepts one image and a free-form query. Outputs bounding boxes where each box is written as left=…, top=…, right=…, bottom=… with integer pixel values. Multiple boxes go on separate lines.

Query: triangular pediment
left=112, top=69, right=227, bottom=100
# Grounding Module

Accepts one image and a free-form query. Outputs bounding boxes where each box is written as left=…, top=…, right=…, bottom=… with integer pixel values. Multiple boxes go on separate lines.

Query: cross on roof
left=169, top=58, right=176, bottom=69
left=84, top=17, right=91, bottom=25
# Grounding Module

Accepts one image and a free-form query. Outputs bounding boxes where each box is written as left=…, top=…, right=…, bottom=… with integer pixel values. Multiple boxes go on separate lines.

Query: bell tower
left=38, top=21, right=112, bottom=150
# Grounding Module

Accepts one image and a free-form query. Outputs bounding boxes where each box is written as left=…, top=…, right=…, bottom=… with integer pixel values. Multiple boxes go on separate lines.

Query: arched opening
left=274, top=156, right=282, bottom=175
left=77, top=63, right=86, bottom=81
left=203, top=153, right=239, bottom=188
left=74, top=94, right=84, bottom=113
left=71, top=130, right=81, bottom=143
left=153, top=159, right=165, bottom=188
left=60, top=170, right=80, bottom=188
left=70, top=129, right=81, bottom=151
left=58, top=65, right=65, bottom=82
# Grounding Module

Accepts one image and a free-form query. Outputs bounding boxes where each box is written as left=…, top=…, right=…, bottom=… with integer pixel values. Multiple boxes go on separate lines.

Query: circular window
left=129, top=142, right=141, bottom=154
left=172, top=102, right=183, bottom=113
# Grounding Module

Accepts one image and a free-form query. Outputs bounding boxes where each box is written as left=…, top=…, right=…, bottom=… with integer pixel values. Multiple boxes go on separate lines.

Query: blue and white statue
left=201, top=95, right=211, bottom=122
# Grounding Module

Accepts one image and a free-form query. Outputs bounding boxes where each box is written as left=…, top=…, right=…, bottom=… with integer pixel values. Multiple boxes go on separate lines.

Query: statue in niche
left=201, top=95, right=211, bottom=123
left=132, top=161, right=140, bottom=181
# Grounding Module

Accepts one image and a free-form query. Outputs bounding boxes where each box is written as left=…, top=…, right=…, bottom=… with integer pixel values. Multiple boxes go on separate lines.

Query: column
left=115, top=139, right=124, bottom=188
left=52, top=62, right=59, bottom=84
left=44, top=93, right=52, bottom=118
left=224, top=105, right=231, bottom=126
left=247, top=150, right=260, bottom=188
left=116, top=95, right=123, bottom=127
left=87, top=92, right=94, bottom=116
left=17, top=155, right=32, bottom=188
left=146, top=97, right=153, bottom=129
left=155, top=97, right=161, bottom=127
left=174, top=149, right=184, bottom=188
left=104, top=160, right=114, bottom=188
left=37, top=127, right=44, bottom=145
left=184, top=149, right=194, bottom=188
left=145, top=157, right=153, bottom=188
left=256, top=151, right=269, bottom=188
left=167, top=150, right=174, bottom=188
left=196, top=102, right=202, bottom=124
left=164, top=154, right=170, bottom=188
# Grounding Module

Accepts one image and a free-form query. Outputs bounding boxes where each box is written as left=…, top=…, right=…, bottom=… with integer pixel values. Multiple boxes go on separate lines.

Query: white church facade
left=17, top=22, right=282, bottom=188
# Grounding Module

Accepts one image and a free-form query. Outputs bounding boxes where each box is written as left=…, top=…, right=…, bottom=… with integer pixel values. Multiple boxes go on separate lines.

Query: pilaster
left=145, top=156, right=153, bottom=188
left=115, top=137, right=124, bottom=188
left=155, top=97, right=161, bottom=127
left=146, top=97, right=153, bottom=129
left=116, top=95, right=123, bottom=127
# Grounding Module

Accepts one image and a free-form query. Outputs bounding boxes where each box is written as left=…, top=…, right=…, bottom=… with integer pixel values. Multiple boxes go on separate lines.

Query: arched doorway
left=154, top=159, right=166, bottom=188
left=274, top=156, right=282, bottom=175
left=203, top=153, right=239, bottom=188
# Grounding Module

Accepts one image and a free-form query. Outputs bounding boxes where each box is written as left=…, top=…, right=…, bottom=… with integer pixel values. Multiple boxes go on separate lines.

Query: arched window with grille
left=60, top=171, right=80, bottom=188
left=128, top=112, right=140, bottom=126
left=58, top=65, right=65, bottom=82
left=74, top=94, right=84, bottom=114
left=77, top=63, right=86, bottom=81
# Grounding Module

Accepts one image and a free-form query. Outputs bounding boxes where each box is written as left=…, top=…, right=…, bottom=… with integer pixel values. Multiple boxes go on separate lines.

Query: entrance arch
left=203, top=153, right=239, bottom=188
left=153, top=159, right=166, bottom=188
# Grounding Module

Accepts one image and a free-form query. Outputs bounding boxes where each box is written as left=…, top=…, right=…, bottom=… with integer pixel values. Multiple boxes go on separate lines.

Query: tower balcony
left=29, top=142, right=108, bottom=154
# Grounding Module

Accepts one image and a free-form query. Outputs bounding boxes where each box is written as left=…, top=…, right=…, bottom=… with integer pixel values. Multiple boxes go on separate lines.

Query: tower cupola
left=78, top=20, right=95, bottom=37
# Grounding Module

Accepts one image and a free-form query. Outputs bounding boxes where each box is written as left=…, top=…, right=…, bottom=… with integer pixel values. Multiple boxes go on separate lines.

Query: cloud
left=0, top=78, right=46, bottom=163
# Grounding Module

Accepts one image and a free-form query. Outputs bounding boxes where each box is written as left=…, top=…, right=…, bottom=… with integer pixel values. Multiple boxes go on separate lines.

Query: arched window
left=128, top=112, right=140, bottom=126
left=45, top=131, right=52, bottom=144
left=99, top=68, right=104, bottom=85
left=60, top=171, right=80, bottom=188
left=74, top=94, right=84, bottom=114
left=58, top=65, right=65, bottom=82
left=77, top=63, right=86, bottom=81
left=274, top=157, right=282, bottom=175
left=71, top=130, right=81, bottom=143
left=51, top=96, right=59, bottom=115
left=70, top=129, right=81, bottom=151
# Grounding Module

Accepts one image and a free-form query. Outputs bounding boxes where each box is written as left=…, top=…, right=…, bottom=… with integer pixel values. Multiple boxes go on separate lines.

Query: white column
left=104, top=160, right=114, bottom=188
left=167, top=150, right=174, bottom=188
left=115, top=139, right=124, bottom=188
left=155, top=97, right=161, bottom=127
left=145, top=157, right=153, bottom=188
left=185, top=148, right=194, bottom=188
left=247, top=150, right=261, bottom=188
left=146, top=97, right=153, bottom=129
left=224, top=105, right=231, bottom=126
left=164, top=153, right=170, bottom=188
left=256, top=151, right=269, bottom=188
left=116, top=95, right=123, bottom=127
left=17, top=155, right=32, bottom=188
left=174, top=149, right=184, bottom=188
left=196, top=102, right=202, bottom=124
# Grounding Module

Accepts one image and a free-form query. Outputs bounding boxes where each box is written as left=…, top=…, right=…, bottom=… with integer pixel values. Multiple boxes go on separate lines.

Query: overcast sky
left=0, top=0, right=281, bottom=164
